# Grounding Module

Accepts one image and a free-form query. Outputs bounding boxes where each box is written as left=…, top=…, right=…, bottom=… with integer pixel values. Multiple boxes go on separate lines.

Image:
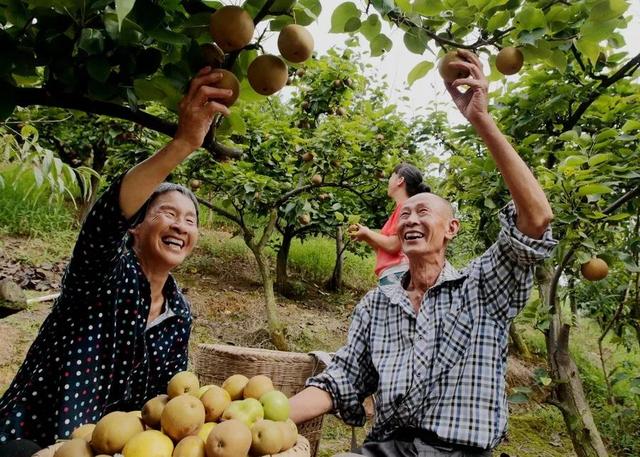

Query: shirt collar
left=380, top=260, right=467, bottom=306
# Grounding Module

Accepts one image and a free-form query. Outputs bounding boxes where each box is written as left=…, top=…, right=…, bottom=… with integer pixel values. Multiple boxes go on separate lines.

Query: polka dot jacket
left=0, top=176, right=192, bottom=446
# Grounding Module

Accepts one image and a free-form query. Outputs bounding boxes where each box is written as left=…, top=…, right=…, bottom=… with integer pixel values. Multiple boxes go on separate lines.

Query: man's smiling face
left=397, top=193, right=459, bottom=258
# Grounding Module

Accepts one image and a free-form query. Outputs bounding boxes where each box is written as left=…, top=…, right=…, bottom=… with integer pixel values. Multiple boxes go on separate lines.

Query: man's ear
left=446, top=218, right=460, bottom=240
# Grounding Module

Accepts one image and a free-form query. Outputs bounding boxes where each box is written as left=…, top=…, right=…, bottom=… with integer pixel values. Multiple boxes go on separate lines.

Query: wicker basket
left=195, top=344, right=327, bottom=457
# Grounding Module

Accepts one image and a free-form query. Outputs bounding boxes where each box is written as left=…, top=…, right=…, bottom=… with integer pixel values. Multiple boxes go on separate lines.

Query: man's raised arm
left=446, top=49, right=553, bottom=239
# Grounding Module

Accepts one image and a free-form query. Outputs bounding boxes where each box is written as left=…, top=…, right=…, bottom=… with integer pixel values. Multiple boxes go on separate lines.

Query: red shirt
left=374, top=205, right=407, bottom=277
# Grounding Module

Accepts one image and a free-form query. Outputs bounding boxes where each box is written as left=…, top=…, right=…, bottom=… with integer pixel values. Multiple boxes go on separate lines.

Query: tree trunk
left=539, top=265, right=609, bottom=457
left=508, top=323, right=531, bottom=359
left=275, top=227, right=294, bottom=295
left=326, top=226, right=344, bottom=291
left=252, top=248, right=288, bottom=350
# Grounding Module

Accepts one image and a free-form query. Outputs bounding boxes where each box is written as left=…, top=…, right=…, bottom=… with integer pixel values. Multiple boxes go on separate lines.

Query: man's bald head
left=404, top=192, right=456, bottom=220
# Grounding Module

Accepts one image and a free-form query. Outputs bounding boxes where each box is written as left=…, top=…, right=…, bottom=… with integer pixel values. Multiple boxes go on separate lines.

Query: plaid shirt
left=307, top=202, right=556, bottom=449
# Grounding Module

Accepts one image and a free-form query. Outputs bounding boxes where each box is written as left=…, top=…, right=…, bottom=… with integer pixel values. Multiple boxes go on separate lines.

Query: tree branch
left=13, top=87, right=242, bottom=159
left=258, top=209, right=278, bottom=251
left=548, top=185, right=640, bottom=313
left=197, top=197, right=242, bottom=226
left=563, top=51, right=640, bottom=131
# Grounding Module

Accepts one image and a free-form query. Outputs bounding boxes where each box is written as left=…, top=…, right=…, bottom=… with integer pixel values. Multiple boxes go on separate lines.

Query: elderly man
left=289, top=50, right=556, bottom=456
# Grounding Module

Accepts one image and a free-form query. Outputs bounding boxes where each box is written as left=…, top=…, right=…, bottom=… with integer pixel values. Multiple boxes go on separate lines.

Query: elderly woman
left=289, top=50, right=557, bottom=457
left=0, top=67, right=232, bottom=453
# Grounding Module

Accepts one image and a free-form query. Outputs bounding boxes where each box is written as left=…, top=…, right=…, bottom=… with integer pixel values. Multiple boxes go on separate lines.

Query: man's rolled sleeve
left=305, top=295, right=379, bottom=426
left=472, top=202, right=557, bottom=321
left=497, top=201, right=557, bottom=265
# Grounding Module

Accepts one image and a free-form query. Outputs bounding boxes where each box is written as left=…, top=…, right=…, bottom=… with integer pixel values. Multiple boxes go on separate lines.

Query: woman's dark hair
left=393, top=163, right=430, bottom=197
left=131, top=182, right=199, bottom=227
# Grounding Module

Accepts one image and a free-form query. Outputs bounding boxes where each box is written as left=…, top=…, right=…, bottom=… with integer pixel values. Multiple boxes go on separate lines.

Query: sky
left=262, top=1, right=640, bottom=126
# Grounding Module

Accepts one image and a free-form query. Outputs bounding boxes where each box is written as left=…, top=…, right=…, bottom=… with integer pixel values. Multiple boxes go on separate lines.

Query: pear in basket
left=278, top=419, right=298, bottom=452
left=243, top=375, right=274, bottom=400
left=70, top=423, right=95, bottom=441
left=222, top=374, right=249, bottom=400
left=142, top=394, right=169, bottom=429
left=201, top=385, right=231, bottom=422
left=222, top=398, right=264, bottom=427
left=91, top=411, right=145, bottom=455
left=198, top=384, right=215, bottom=398
left=173, top=435, right=205, bottom=457
left=161, top=394, right=205, bottom=442
left=167, top=371, right=200, bottom=398
left=53, top=438, right=93, bottom=457
left=121, top=429, right=173, bottom=457
left=260, top=390, right=290, bottom=422
left=206, top=419, right=252, bottom=457
left=198, top=422, right=217, bottom=443
left=250, top=419, right=284, bottom=455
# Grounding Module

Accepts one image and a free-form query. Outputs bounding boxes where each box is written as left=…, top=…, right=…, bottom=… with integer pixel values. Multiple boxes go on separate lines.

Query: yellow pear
left=201, top=385, right=231, bottom=422
left=142, top=394, right=169, bottom=429
left=222, top=374, right=249, bottom=400
left=250, top=420, right=284, bottom=456
left=161, top=394, right=205, bottom=442
left=581, top=257, right=609, bottom=281
left=198, top=384, right=215, bottom=399
left=121, top=429, right=173, bottom=457
left=173, top=435, right=205, bottom=457
left=197, top=422, right=216, bottom=443
left=495, top=47, right=524, bottom=75
left=278, top=24, right=314, bottom=63
left=91, top=411, right=144, bottom=455
left=205, top=419, right=252, bottom=457
left=71, top=423, right=95, bottom=442
left=247, top=55, right=288, bottom=96
left=278, top=419, right=298, bottom=452
left=243, top=375, right=274, bottom=400
left=209, top=6, right=255, bottom=53
left=438, top=50, right=470, bottom=83
left=211, top=69, right=240, bottom=107
left=54, top=438, right=93, bottom=457
left=167, top=371, right=200, bottom=398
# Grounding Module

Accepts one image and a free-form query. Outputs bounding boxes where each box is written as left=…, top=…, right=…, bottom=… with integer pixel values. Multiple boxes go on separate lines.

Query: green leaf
left=514, top=6, right=546, bottom=31
left=559, top=130, right=579, bottom=141
left=621, top=119, right=640, bottom=133
left=575, top=37, right=601, bottom=65
left=594, top=128, right=617, bottom=143
left=487, top=11, right=510, bottom=32
left=369, top=33, right=393, bottom=57
left=330, top=2, right=361, bottom=33
left=360, top=14, right=382, bottom=41
left=86, top=56, right=111, bottom=83
left=578, top=183, right=614, bottom=196
left=407, top=60, right=434, bottom=86
left=147, top=28, right=190, bottom=46
left=133, top=78, right=165, bottom=100
left=269, top=15, right=295, bottom=31
left=293, top=0, right=322, bottom=26
left=219, top=111, right=246, bottom=135
left=581, top=19, right=617, bottom=42
left=590, top=0, right=629, bottom=22
left=344, top=17, right=362, bottom=32
left=587, top=153, right=614, bottom=167
left=116, top=0, right=136, bottom=31
left=78, top=29, right=105, bottom=55
left=403, top=28, right=427, bottom=55
left=412, top=0, right=444, bottom=16
left=508, top=392, right=529, bottom=404
left=548, top=50, right=567, bottom=72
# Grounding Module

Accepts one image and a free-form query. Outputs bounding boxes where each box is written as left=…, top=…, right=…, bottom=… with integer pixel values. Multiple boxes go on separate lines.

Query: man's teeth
left=404, top=232, right=424, bottom=240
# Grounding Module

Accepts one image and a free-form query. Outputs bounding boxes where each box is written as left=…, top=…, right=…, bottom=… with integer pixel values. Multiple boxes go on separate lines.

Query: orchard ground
left=4, top=217, right=638, bottom=457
